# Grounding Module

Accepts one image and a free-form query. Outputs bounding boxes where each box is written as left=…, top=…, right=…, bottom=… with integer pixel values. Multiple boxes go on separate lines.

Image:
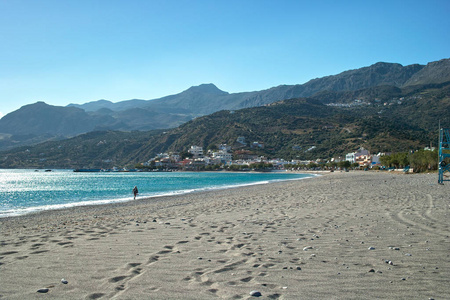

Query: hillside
left=1, top=58, right=448, bottom=151
left=72, top=59, right=450, bottom=114
left=404, top=58, right=450, bottom=86
left=1, top=81, right=448, bottom=169
left=0, top=102, right=115, bottom=136
left=0, top=130, right=161, bottom=169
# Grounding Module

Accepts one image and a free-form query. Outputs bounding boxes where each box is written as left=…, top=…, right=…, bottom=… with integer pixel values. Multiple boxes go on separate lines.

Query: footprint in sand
left=109, top=275, right=128, bottom=283
left=30, top=250, right=49, bottom=254
left=57, top=241, right=73, bottom=246
left=239, top=276, right=253, bottom=282
left=128, top=262, right=141, bottom=268
left=30, top=243, right=44, bottom=249
left=1, top=251, right=19, bottom=255
left=147, top=255, right=159, bottom=264
left=87, top=293, right=105, bottom=299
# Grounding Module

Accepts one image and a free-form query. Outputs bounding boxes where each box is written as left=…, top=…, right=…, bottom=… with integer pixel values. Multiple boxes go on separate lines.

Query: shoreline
left=0, top=171, right=318, bottom=219
left=1, top=171, right=449, bottom=299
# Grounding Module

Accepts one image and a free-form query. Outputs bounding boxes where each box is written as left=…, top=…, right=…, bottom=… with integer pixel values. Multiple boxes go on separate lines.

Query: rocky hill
left=1, top=81, right=449, bottom=169
left=0, top=58, right=449, bottom=151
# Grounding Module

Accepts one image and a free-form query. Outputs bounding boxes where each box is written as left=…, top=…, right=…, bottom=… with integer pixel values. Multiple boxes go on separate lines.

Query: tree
left=307, top=162, right=318, bottom=169
left=379, top=155, right=391, bottom=167
left=328, top=161, right=338, bottom=169
left=390, top=152, right=409, bottom=168
left=249, top=162, right=273, bottom=170
left=409, top=150, right=438, bottom=172
left=337, top=160, right=351, bottom=169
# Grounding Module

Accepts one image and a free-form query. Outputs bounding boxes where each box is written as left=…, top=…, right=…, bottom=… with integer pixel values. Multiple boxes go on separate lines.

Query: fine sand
left=0, top=171, right=449, bottom=299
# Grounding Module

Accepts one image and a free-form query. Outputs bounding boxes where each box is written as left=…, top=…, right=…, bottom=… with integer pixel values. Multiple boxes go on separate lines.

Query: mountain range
left=0, top=58, right=449, bottom=153
left=1, top=79, right=449, bottom=169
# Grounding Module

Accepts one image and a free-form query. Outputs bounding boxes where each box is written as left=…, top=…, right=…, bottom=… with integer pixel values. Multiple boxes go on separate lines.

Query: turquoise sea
left=0, top=169, right=314, bottom=218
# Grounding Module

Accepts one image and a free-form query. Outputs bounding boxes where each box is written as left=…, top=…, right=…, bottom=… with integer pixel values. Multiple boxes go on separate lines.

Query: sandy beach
left=0, top=171, right=449, bottom=299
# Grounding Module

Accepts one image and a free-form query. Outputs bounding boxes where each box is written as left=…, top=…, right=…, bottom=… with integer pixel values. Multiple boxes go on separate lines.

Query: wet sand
left=0, top=171, right=449, bottom=299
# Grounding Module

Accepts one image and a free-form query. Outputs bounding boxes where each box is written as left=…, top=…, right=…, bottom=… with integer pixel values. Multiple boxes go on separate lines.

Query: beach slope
left=1, top=172, right=449, bottom=299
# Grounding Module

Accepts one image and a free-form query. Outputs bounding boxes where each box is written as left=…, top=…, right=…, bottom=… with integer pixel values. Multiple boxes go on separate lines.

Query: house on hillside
left=188, top=145, right=204, bottom=158
left=251, top=141, right=265, bottom=149
left=346, top=148, right=370, bottom=163
left=236, top=136, right=246, bottom=145
left=234, top=150, right=258, bottom=160
left=211, top=150, right=233, bottom=164
left=355, top=154, right=372, bottom=167
left=346, top=152, right=357, bottom=163
left=218, top=144, right=232, bottom=152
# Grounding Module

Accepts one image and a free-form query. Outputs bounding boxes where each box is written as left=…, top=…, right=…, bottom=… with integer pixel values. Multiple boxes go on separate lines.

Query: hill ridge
left=0, top=58, right=449, bottom=151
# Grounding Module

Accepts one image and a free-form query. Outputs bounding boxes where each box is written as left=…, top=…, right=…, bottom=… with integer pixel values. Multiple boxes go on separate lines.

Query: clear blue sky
left=1, top=0, right=449, bottom=118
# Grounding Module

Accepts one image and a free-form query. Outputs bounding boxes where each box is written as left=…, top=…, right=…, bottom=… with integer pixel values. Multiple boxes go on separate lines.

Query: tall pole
left=438, top=127, right=450, bottom=184
left=439, top=127, right=443, bottom=184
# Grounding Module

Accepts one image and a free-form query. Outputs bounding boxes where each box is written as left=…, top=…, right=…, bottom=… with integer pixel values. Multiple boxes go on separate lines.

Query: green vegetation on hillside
left=0, top=130, right=161, bottom=169
left=0, top=82, right=449, bottom=169
left=2, top=59, right=449, bottom=152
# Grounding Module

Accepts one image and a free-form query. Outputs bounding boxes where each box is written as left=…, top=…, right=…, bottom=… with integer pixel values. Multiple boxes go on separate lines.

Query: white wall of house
left=188, top=146, right=204, bottom=158
left=212, top=150, right=232, bottom=163
left=346, top=152, right=356, bottom=163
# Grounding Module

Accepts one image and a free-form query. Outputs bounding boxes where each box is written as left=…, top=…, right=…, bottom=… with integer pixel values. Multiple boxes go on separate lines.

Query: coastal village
left=139, top=135, right=406, bottom=171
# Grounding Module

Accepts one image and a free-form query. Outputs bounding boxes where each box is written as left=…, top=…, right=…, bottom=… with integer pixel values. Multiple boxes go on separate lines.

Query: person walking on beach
left=133, top=186, right=138, bottom=199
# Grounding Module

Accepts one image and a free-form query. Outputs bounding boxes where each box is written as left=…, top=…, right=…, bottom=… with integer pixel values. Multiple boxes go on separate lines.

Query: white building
left=188, top=146, right=204, bottom=158
left=212, top=150, right=233, bottom=163
left=346, top=148, right=370, bottom=163
left=346, top=152, right=357, bottom=163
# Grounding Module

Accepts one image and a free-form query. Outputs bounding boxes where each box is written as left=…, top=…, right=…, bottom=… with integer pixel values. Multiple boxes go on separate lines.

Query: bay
left=0, top=169, right=314, bottom=217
